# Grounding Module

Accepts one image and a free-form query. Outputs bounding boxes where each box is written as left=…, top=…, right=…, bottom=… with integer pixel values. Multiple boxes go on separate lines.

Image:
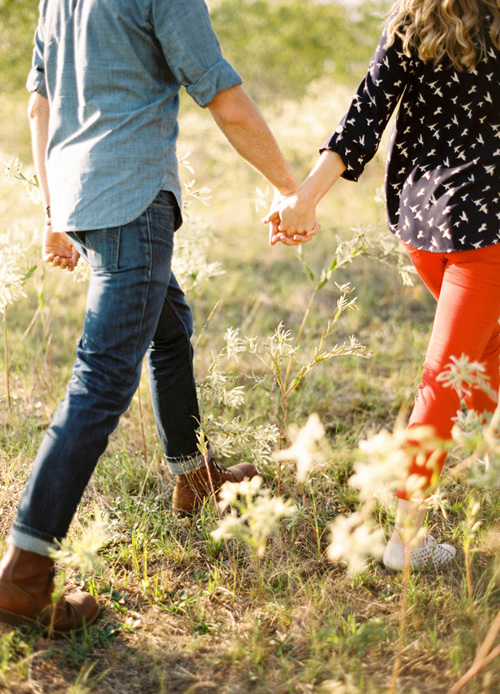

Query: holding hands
left=264, top=150, right=346, bottom=247
left=264, top=189, right=320, bottom=246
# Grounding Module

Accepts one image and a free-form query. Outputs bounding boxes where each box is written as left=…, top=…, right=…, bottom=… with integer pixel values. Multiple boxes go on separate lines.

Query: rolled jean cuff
left=8, top=524, right=58, bottom=557
left=166, top=446, right=213, bottom=475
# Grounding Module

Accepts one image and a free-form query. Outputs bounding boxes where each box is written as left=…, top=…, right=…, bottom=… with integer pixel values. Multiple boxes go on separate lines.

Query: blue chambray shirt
left=27, top=0, right=242, bottom=232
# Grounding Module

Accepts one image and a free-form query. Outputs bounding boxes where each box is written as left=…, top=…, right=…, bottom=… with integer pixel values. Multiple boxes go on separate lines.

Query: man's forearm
left=208, top=86, right=297, bottom=195
left=27, top=91, right=50, bottom=213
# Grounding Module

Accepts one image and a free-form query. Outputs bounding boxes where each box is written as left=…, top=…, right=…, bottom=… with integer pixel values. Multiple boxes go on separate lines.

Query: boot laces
left=211, top=459, right=226, bottom=475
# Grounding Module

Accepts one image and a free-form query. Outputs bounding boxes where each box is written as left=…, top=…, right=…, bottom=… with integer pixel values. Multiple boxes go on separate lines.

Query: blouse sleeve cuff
left=320, top=125, right=364, bottom=182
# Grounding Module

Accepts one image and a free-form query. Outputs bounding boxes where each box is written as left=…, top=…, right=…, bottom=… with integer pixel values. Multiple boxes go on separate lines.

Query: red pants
left=398, top=242, right=500, bottom=499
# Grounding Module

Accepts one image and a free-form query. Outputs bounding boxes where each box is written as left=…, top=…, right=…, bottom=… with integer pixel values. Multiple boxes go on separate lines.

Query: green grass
left=2, top=75, right=500, bottom=694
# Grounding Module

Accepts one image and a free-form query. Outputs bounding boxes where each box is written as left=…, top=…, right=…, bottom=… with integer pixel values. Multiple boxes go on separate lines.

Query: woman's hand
left=263, top=190, right=320, bottom=246
left=263, top=150, right=346, bottom=246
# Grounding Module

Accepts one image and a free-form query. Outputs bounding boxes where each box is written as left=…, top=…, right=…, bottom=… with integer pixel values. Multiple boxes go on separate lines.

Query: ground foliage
left=0, top=0, right=38, bottom=93
left=1, top=1, right=500, bottom=694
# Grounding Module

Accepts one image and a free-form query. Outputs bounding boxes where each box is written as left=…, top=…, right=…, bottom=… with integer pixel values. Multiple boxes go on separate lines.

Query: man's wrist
left=45, top=204, right=52, bottom=226
left=274, top=173, right=298, bottom=197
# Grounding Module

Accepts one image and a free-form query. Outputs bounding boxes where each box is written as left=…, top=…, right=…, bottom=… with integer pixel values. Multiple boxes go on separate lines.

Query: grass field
left=1, top=68, right=500, bottom=694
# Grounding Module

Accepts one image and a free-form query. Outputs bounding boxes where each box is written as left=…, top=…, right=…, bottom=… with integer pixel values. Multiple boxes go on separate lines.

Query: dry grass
left=1, top=79, right=500, bottom=694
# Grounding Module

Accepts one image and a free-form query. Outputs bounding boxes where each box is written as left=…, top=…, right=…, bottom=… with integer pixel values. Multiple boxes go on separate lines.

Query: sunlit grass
left=1, top=72, right=500, bottom=694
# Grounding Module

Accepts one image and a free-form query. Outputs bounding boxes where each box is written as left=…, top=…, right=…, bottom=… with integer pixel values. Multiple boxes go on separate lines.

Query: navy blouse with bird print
left=322, top=25, right=500, bottom=253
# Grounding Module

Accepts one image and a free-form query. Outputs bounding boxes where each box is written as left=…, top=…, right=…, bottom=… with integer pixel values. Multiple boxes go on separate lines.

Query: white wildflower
left=203, top=364, right=245, bottom=408
left=2, top=157, right=23, bottom=182
left=179, top=151, right=195, bottom=175
left=210, top=510, right=242, bottom=542
left=437, top=354, right=496, bottom=401
left=199, top=415, right=279, bottom=464
left=71, top=258, right=91, bottom=283
left=183, top=179, right=212, bottom=209
left=327, top=512, right=385, bottom=576
left=211, top=479, right=296, bottom=558
left=320, top=677, right=358, bottom=694
left=374, top=185, right=386, bottom=207
left=223, top=327, right=247, bottom=361
left=0, top=259, right=26, bottom=313
left=26, top=183, right=42, bottom=206
left=3, top=159, right=41, bottom=207
left=350, top=426, right=410, bottom=504
left=218, top=475, right=263, bottom=511
left=172, top=213, right=224, bottom=293
left=264, top=322, right=296, bottom=361
left=351, top=424, right=437, bottom=505
left=254, top=186, right=271, bottom=213
left=334, top=224, right=373, bottom=266
left=273, top=413, right=326, bottom=482
left=245, top=491, right=296, bottom=558
left=246, top=424, right=280, bottom=462
left=248, top=493, right=296, bottom=533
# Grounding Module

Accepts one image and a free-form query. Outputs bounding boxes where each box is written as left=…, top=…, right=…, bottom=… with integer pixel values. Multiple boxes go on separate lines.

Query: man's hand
left=43, top=224, right=80, bottom=271
left=28, top=94, right=80, bottom=271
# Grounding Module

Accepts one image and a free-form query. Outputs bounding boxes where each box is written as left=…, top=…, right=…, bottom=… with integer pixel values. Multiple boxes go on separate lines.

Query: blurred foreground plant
left=330, top=353, right=500, bottom=693
left=218, top=282, right=368, bottom=495
left=212, top=475, right=296, bottom=560
left=50, top=505, right=109, bottom=575
left=1, top=159, right=41, bottom=410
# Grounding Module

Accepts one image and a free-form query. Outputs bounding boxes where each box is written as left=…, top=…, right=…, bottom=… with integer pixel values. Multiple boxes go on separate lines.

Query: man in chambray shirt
left=0, top=0, right=311, bottom=635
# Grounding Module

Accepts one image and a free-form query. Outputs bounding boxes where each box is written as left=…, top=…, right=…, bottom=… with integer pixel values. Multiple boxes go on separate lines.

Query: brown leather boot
left=172, top=460, right=258, bottom=515
left=0, top=546, right=100, bottom=636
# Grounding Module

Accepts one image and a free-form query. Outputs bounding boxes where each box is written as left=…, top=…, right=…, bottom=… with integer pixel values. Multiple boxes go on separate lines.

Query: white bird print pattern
left=322, top=18, right=500, bottom=253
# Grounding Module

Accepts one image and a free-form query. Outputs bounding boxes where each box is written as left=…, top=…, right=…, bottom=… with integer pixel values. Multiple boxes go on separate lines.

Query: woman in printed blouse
left=265, top=0, right=500, bottom=570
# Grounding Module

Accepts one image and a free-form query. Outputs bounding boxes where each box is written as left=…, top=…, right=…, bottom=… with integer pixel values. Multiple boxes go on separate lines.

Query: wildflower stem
left=36, top=363, right=57, bottom=406
left=463, top=537, right=480, bottom=636
left=389, top=546, right=411, bottom=694
left=464, top=539, right=473, bottom=611
left=483, top=398, right=500, bottom=450
left=472, top=605, right=500, bottom=667
left=257, top=554, right=264, bottom=602
left=194, top=298, right=221, bottom=350
left=276, top=397, right=288, bottom=497
left=3, top=308, right=11, bottom=411
left=136, top=385, right=148, bottom=465
left=277, top=459, right=283, bottom=498
left=283, top=287, right=318, bottom=393
left=299, top=481, right=320, bottom=552
left=448, top=643, right=500, bottom=694
left=200, top=441, right=236, bottom=575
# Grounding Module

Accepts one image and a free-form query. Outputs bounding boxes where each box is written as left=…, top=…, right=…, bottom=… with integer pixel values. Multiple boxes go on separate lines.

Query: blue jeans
left=9, top=191, right=205, bottom=555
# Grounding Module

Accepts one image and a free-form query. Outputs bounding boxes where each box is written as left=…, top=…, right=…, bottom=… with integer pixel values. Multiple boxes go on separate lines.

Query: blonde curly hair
left=385, top=0, right=500, bottom=70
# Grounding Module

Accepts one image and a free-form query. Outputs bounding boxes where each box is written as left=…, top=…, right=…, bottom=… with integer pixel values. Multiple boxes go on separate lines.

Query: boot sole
left=0, top=603, right=101, bottom=637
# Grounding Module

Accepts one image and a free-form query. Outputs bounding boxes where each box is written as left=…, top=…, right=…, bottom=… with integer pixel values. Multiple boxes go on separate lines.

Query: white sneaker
left=383, top=534, right=456, bottom=571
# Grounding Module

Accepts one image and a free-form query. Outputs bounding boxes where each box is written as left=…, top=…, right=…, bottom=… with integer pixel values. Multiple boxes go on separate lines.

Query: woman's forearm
left=299, top=150, right=346, bottom=206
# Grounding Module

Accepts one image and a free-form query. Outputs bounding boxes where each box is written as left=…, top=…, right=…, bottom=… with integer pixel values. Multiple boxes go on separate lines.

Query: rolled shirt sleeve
left=24, top=0, right=243, bottom=232
left=26, top=25, right=47, bottom=97
left=150, top=0, right=242, bottom=107
left=321, top=32, right=409, bottom=181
